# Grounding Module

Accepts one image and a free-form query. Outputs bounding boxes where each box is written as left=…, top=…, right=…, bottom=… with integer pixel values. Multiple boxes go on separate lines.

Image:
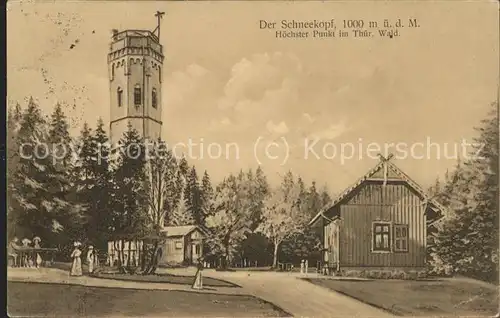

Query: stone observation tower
left=108, top=12, right=165, bottom=144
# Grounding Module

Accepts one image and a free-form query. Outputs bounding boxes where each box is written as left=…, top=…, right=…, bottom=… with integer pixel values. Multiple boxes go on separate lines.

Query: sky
left=7, top=0, right=499, bottom=195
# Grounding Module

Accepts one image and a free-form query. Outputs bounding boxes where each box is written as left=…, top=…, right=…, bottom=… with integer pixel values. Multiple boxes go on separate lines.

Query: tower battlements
left=108, top=30, right=164, bottom=64
left=108, top=27, right=164, bottom=145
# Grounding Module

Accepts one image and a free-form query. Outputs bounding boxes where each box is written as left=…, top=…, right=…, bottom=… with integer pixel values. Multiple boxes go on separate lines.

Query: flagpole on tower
left=153, top=10, right=165, bottom=40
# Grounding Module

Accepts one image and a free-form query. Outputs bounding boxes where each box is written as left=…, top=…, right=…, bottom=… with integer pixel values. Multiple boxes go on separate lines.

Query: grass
left=303, top=277, right=498, bottom=316
left=8, top=281, right=290, bottom=317
left=95, top=272, right=239, bottom=287
left=51, top=261, right=238, bottom=287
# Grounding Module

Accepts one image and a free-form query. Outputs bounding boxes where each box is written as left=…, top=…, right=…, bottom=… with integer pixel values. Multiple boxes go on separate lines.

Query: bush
left=336, top=269, right=428, bottom=280
left=427, top=252, right=453, bottom=277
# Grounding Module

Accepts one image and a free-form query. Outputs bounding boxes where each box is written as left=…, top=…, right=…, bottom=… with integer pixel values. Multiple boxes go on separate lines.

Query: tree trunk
left=220, top=233, right=231, bottom=270
left=272, top=239, right=280, bottom=269
left=143, top=239, right=160, bottom=275
left=127, top=242, right=131, bottom=270
left=140, top=242, right=146, bottom=271
left=113, top=241, right=119, bottom=267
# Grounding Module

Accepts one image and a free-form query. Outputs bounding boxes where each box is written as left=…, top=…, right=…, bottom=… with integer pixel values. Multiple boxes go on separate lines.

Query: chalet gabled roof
left=309, top=154, right=447, bottom=226
left=161, top=225, right=210, bottom=237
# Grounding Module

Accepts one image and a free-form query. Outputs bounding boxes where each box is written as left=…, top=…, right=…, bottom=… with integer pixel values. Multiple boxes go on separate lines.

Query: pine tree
left=12, top=98, right=60, bottom=244
left=432, top=103, right=499, bottom=282
left=90, top=119, right=113, bottom=247
left=306, top=181, right=321, bottom=217
left=184, top=166, right=203, bottom=226
left=72, top=122, right=94, bottom=240
left=72, top=119, right=113, bottom=249
left=200, top=170, right=214, bottom=219
left=7, top=103, right=22, bottom=239
left=319, top=184, right=332, bottom=207
left=178, top=157, right=189, bottom=179
left=48, top=103, right=73, bottom=168
left=170, top=198, right=195, bottom=226
left=110, top=123, right=149, bottom=268
left=46, top=103, right=87, bottom=246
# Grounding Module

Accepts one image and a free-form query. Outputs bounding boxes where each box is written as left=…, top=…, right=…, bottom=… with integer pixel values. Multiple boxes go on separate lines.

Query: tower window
left=152, top=88, right=157, bottom=109
left=134, top=85, right=141, bottom=106
left=117, top=87, right=123, bottom=107
left=159, top=66, right=162, bottom=83
left=111, top=63, right=115, bottom=79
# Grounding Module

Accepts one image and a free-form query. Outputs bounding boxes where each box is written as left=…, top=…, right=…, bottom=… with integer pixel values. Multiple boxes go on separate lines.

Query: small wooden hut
left=309, top=154, right=445, bottom=276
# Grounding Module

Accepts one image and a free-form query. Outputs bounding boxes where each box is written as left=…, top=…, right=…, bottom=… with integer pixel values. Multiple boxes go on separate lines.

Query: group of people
left=70, top=241, right=99, bottom=276
left=8, top=236, right=43, bottom=268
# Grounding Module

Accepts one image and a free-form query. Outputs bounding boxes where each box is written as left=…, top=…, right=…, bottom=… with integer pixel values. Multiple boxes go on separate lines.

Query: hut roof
left=161, top=225, right=210, bottom=237
left=309, top=154, right=447, bottom=226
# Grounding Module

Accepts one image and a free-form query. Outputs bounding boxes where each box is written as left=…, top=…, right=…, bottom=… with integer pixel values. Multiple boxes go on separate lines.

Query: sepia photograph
left=6, top=0, right=499, bottom=317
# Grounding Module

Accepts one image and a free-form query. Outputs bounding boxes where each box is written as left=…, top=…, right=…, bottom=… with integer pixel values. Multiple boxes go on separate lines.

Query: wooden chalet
left=159, top=225, right=209, bottom=266
left=309, top=154, right=446, bottom=275
left=107, top=225, right=209, bottom=267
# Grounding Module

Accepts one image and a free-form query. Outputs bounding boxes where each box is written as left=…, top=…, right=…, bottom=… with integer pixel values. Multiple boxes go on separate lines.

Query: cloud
left=208, top=117, right=234, bottom=132
left=309, top=120, right=349, bottom=140
left=302, top=113, right=315, bottom=124
left=213, top=52, right=303, bottom=136
left=266, top=120, right=289, bottom=134
left=218, top=52, right=302, bottom=112
left=164, top=63, right=215, bottom=112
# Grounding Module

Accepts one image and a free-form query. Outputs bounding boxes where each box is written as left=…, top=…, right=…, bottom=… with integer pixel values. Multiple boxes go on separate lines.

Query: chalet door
left=328, top=222, right=340, bottom=270
left=191, top=242, right=201, bottom=261
left=330, top=225, right=338, bottom=264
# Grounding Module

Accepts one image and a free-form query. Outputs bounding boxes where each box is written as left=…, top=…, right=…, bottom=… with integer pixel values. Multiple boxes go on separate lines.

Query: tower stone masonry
left=108, top=29, right=164, bottom=145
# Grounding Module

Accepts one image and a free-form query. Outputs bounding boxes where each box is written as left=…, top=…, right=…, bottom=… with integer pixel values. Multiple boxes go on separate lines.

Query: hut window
left=175, top=241, right=182, bottom=249
left=117, top=87, right=123, bottom=107
left=152, top=88, right=157, bottom=108
left=394, top=224, right=409, bottom=252
left=372, top=222, right=391, bottom=252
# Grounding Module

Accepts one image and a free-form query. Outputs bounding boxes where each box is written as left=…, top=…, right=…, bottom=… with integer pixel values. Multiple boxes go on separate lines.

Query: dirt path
left=8, top=267, right=394, bottom=317
left=160, top=268, right=395, bottom=317
left=7, top=267, right=245, bottom=295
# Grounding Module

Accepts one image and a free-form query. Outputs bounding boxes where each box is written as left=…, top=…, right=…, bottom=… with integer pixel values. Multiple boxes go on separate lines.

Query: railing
left=9, top=247, right=59, bottom=268
left=277, top=262, right=294, bottom=271
left=112, top=30, right=160, bottom=43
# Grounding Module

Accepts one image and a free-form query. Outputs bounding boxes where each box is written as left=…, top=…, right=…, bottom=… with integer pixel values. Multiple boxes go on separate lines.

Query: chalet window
left=394, top=224, right=409, bottom=252
left=175, top=241, right=182, bottom=249
left=117, top=87, right=123, bottom=107
left=373, top=222, right=391, bottom=252
left=134, top=85, right=141, bottom=106
left=152, top=88, right=157, bottom=108
left=195, top=244, right=201, bottom=255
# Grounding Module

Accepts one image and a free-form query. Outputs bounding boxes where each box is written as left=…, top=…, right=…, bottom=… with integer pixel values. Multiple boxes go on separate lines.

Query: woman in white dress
left=192, top=257, right=204, bottom=290
left=70, top=242, right=83, bottom=276
left=86, top=245, right=95, bottom=274
left=33, top=236, right=43, bottom=268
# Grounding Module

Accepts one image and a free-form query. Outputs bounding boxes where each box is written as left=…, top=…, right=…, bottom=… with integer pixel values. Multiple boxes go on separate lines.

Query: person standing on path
left=191, top=257, right=204, bottom=290
left=33, top=237, right=43, bottom=268
left=86, top=245, right=95, bottom=274
left=70, top=242, right=83, bottom=276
